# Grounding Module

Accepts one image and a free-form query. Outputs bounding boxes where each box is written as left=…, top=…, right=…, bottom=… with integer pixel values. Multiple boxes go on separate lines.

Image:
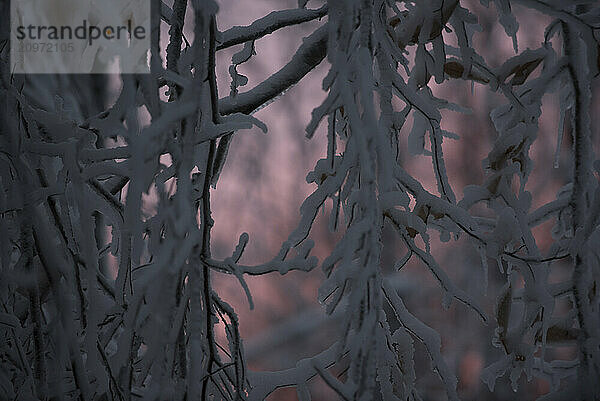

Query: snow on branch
left=217, top=5, right=328, bottom=50
left=219, top=24, right=328, bottom=116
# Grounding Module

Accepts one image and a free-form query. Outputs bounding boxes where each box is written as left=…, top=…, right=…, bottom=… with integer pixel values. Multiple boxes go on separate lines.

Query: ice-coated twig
left=382, top=280, right=459, bottom=401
